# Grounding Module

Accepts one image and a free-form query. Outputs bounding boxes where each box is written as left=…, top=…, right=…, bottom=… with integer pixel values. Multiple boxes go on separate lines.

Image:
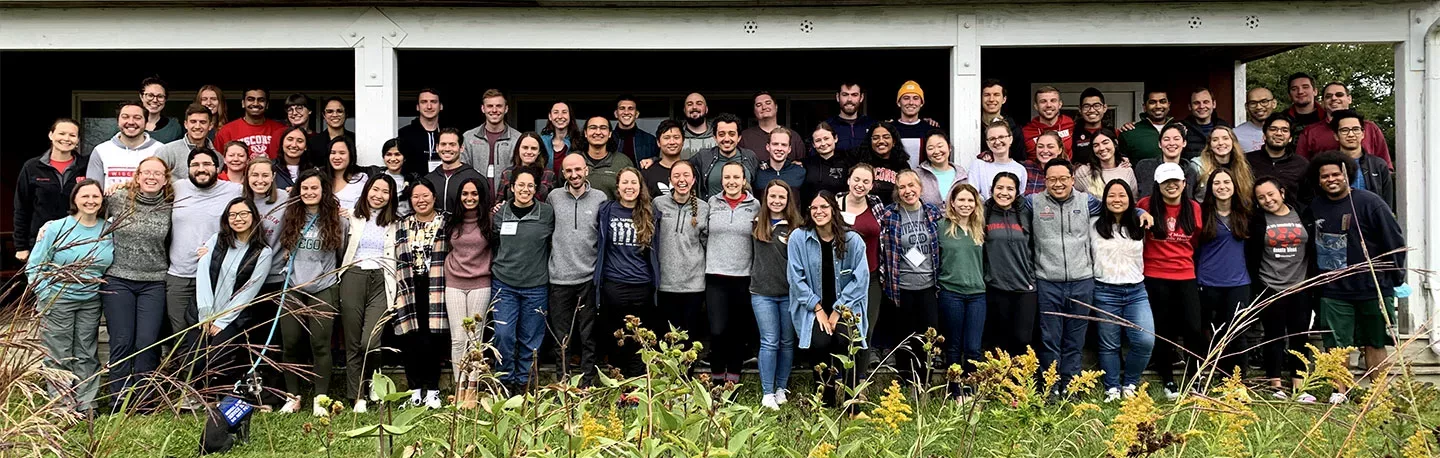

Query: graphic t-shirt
left=216, top=119, right=287, bottom=159
left=1260, top=210, right=1308, bottom=289
left=603, top=205, right=652, bottom=284
left=1136, top=197, right=1201, bottom=280
left=896, top=206, right=935, bottom=290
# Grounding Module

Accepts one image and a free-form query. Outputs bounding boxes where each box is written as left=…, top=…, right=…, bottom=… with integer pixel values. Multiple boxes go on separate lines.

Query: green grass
left=60, top=372, right=1438, bottom=457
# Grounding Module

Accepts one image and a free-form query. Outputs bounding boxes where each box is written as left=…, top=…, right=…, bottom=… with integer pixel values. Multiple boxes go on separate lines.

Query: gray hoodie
left=704, top=193, right=759, bottom=276
left=290, top=215, right=349, bottom=294
left=1027, top=192, right=1101, bottom=282
left=654, top=194, right=709, bottom=292
left=546, top=185, right=607, bottom=285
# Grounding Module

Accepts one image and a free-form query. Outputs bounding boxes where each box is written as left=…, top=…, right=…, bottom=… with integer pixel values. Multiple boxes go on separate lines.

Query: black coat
left=14, top=149, right=90, bottom=252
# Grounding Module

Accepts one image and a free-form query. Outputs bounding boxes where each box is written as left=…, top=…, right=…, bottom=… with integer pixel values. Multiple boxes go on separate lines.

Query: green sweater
left=937, top=220, right=986, bottom=295
left=1118, top=118, right=1170, bottom=162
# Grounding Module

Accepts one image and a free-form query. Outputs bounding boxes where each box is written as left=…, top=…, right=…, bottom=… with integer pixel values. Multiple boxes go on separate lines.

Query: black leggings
left=985, top=288, right=1038, bottom=357
left=1199, top=284, right=1251, bottom=377
left=1257, top=286, right=1313, bottom=380
left=401, top=275, right=441, bottom=391
left=1146, top=278, right=1202, bottom=385
left=809, top=321, right=867, bottom=408
left=603, top=282, right=656, bottom=378
left=705, top=275, right=753, bottom=376
left=880, top=286, right=939, bottom=385
left=659, top=291, right=706, bottom=342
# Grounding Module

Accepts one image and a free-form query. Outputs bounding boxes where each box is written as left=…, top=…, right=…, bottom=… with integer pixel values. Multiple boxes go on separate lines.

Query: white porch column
left=1404, top=6, right=1440, bottom=352
left=1233, top=60, right=1247, bottom=124
left=344, top=8, right=405, bottom=167
left=951, top=14, right=980, bottom=170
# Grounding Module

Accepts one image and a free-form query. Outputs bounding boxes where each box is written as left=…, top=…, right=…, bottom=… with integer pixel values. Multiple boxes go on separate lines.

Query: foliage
left=1246, top=43, right=1395, bottom=148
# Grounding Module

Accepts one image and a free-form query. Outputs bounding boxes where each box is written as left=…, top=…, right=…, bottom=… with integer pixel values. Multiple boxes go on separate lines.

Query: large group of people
left=13, top=72, right=1405, bottom=417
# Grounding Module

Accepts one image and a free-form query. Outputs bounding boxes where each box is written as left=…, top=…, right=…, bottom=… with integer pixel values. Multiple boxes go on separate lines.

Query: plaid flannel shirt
left=878, top=202, right=943, bottom=306
left=393, top=214, right=450, bottom=335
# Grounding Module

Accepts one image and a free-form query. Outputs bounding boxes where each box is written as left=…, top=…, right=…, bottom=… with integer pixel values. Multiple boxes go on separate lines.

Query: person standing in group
left=862, top=122, right=910, bottom=205
left=380, top=138, right=412, bottom=215
left=392, top=180, right=449, bottom=409
left=916, top=130, right=967, bottom=207
left=340, top=174, right=399, bottom=413
left=398, top=89, right=446, bottom=177
left=752, top=127, right=805, bottom=192
left=1196, top=168, right=1253, bottom=378
left=423, top=128, right=487, bottom=216
left=788, top=190, right=870, bottom=409
left=273, top=126, right=310, bottom=191
left=26, top=178, right=113, bottom=414
left=310, top=97, right=355, bottom=167
left=981, top=172, right=1038, bottom=358
left=798, top=122, right=850, bottom=206
left=15, top=119, right=89, bottom=264
left=88, top=100, right=164, bottom=191
left=579, top=116, right=636, bottom=200
left=936, top=183, right=986, bottom=400
left=1021, top=131, right=1068, bottom=196
left=1074, top=130, right=1135, bottom=196
left=218, top=141, right=251, bottom=184
left=214, top=87, right=286, bottom=160
left=195, top=85, right=229, bottom=129
left=462, top=89, right=522, bottom=192
left=1192, top=126, right=1255, bottom=203
left=1134, top=124, right=1200, bottom=199
left=641, top=119, right=687, bottom=198
left=444, top=178, right=495, bottom=405
left=1090, top=179, right=1154, bottom=403
left=836, top=164, right=885, bottom=362
left=705, top=161, right=761, bottom=384
left=491, top=167, right=556, bottom=393
left=168, top=147, right=243, bottom=399
left=275, top=168, right=347, bottom=415
left=242, top=156, right=290, bottom=401
left=690, top=113, right=756, bottom=200
left=327, top=137, right=370, bottom=212
left=612, top=95, right=659, bottom=164
left=498, top=132, right=557, bottom=202
left=1245, top=177, right=1319, bottom=402
left=653, top=160, right=709, bottom=348
left=541, top=101, right=580, bottom=169
left=878, top=169, right=943, bottom=385
left=970, top=123, right=1028, bottom=200
left=547, top=154, right=607, bottom=385
left=750, top=180, right=802, bottom=410
left=191, top=197, right=274, bottom=401
left=155, top=104, right=216, bottom=181
left=595, top=168, right=662, bottom=379
left=1136, top=163, right=1204, bottom=400
left=97, top=157, right=171, bottom=409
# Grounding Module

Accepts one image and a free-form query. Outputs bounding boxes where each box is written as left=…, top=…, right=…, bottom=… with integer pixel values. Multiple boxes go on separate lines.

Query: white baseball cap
left=1154, top=163, right=1186, bottom=184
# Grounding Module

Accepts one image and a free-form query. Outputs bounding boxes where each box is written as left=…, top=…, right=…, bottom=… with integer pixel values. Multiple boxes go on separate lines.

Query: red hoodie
left=1022, top=114, right=1076, bottom=159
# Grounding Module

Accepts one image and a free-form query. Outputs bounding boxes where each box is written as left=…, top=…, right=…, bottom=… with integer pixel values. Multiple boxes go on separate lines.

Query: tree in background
left=1247, top=43, right=1395, bottom=150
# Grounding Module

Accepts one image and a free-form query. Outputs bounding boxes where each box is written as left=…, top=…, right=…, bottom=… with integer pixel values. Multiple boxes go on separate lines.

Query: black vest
left=208, top=241, right=265, bottom=297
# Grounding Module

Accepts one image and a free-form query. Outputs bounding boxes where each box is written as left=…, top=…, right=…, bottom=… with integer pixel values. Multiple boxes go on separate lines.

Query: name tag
left=500, top=221, right=519, bottom=235
left=904, top=246, right=926, bottom=267
left=487, top=164, right=495, bottom=178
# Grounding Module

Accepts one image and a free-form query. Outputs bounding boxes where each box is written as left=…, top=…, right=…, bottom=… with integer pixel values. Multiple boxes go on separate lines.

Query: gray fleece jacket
left=1027, top=192, right=1103, bottom=283
left=654, top=195, right=709, bottom=292
left=704, top=193, right=760, bottom=276
left=547, top=185, right=608, bottom=285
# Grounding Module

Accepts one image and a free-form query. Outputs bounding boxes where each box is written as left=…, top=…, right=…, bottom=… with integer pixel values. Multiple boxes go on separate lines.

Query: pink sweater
left=445, top=213, right=493, bottom=290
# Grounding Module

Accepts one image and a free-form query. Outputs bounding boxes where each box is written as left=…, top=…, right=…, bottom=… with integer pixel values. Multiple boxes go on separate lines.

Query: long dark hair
left=1199, top=168, right=1251, bottom=243
left=279, top=125, right=311, bottom=170
left=445, top=177, right=495, bottom=251
left=279, top=168, right=344, bottom=251
left=863, top=122, right=909, bottom=167
left=327, top=136, right=363, bottom=183
left=218, top=197, right=265, bottom=249
left=1094, top=179, right=1145, bottom=241
left=805, top=190, right=851, bottom=259
left=541, top=101, right=582, bottom=141
left=511, top=132, right=548, bottom=169
left=1147, top=176, right=1198, bottom=240
left=353, top=173, right=398, bottom=227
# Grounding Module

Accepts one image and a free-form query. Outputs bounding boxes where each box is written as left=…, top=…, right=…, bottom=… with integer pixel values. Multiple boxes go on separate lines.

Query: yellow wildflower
left=1185, top=370, right=1256, bottom=457
left=1067, top=369, right=1104, bottom=396
left=1402, top=428, right=1436, bottom=458
left=1071, top=402, right=1101, bottom=416
left=579, top=408, right=624, bottom=447
left=1109, top=383, right=1160, bottom=458
left=808, top=442, right=836, bottom=458
left=871, top=380, right=913, bottom=431
left=1041, top=362, right=1060, bottom=396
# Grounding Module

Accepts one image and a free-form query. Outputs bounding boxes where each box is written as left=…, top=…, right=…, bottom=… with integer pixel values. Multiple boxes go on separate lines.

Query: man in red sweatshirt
left=1022, top=86, right=1075, bottom=158
left=214, top=87, right=286, bottom=159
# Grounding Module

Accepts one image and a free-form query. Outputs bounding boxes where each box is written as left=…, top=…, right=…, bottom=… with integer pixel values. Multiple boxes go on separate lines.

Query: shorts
left=1318, top=296, right=1396, bottom=349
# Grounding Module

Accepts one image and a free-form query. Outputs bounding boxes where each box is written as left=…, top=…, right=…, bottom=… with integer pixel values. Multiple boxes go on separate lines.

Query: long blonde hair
left=942, top=183, right=985, bottom=245
left=1200, top=126, right=1254, bottom=207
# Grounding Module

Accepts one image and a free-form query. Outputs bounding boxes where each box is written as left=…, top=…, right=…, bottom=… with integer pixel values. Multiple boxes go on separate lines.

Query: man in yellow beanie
left=891, top=80, right=940, bottom=169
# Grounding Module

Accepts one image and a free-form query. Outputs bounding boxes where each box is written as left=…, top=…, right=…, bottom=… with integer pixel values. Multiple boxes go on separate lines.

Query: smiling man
left=156, top=104, right=216, bottom=181
left=689, top=113, right=758, bottom=199
left=88, top=100, right=164, bottom=190
left=1022, top=85, right=1075, bottom=160
left=740, top=91, right=806, bottom=160
left=214, top=86, right=287, bottom=160
left=1178, top=87, right=1230, bottom=159
left=681, top=92, right=717, bottom=159
left=462, top=89, right=523, bottom=192
left=1295, top=82, right=1392, bottom=167
left=580, top=115, right=635, bottom=200
left=1119, top=90, right=1173, bottom=162
left=165, top=146, right=243, bottom=381
left=610, top=94, right=657, bottom=164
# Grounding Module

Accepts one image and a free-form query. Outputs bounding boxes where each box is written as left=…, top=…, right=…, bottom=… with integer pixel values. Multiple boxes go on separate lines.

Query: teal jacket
left=25, top=216, right=114, bottom=305
left=787, top=228, right=870, bottom=349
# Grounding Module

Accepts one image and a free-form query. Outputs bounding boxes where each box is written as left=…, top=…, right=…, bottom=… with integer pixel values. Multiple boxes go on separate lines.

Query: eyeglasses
left=1045, top=176, right=1073, bottom=184
left=138, top=171, right=166, bottom=178
left=1245, top=98, right=1275, bottom=107
left=142, top=92, right=166, bottom=100
left=1266, top=126, right=1291, bottom=134
left=1080, top=103, right=1106, bottom=112
left=986, top=134, right=1012, bottom=142
left=227, top=211, right=253, bottom=219
left=286, top=106, right=309, bottom=113
left=1337, top=126, right=1364, bottom=136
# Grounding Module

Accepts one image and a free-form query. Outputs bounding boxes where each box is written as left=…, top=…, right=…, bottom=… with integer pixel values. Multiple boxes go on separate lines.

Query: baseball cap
left=1154, top=162, right=1185, bottom=184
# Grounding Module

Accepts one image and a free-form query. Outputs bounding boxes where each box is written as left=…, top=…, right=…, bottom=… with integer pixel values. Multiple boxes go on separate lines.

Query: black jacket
left=14, top=149, right=90, bottom=252
left=1245, top=149, right=1311, bottom=209
left=1180, top=116, right=1231, bottom=159
left=398, top=118, right=442, bottom=177
left=423, top=164, right=489, bottom=217
left=1244, top=205, right=1318, bottom=291
left=1352, top=149, right=1395, bottom=211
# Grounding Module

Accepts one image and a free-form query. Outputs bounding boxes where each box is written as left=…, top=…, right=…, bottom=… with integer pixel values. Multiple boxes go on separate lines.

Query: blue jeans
left=750, top=294, right=795, bottom=395
left=1093, top=282, right=1155, bottom=389
left=492, top=279, right=549, bottom=386
left=938, top=290, right=986, bottom=373
left=100, top=276, right=166, bottom=402
left=1037, top=278, right=1093, bottom=386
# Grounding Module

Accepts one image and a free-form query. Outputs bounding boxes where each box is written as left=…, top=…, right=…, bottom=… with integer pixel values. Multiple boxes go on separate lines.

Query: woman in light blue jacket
left=788, top=190, right=869, bottom=409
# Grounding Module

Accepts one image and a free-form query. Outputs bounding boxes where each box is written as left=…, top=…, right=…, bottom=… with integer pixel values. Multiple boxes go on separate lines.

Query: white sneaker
left=280, top=396, right=302, bottom=414
left=409, top=390, right=423, bottom=408
left=1122, top=385, right=1138, bottom=399
left=354, top=399, right=368, bottom=414
left=760, top=394, right=780, bottom=411
left=774, top=389, right=788, bottom=405
left=1295, top=393, right=1317, bottom=404
left=424, top=390, right=442, bottom=409
left=1328, top=392, right=1348, bottom=405
left=1103, top=388, right=1121, bottom=403
left=312, top=397, right=329, bottom=417
left=1272, top=390, right=1290, bottom=401
left=179, top=395, right=204, bottom=411
left=1163, top=383, right=1180, bottom=401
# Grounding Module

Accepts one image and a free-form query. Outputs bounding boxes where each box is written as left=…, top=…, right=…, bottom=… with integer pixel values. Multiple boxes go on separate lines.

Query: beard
left=685, top=113, right=706, bottom=127
left=190, top=172, right=215, bottom=188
